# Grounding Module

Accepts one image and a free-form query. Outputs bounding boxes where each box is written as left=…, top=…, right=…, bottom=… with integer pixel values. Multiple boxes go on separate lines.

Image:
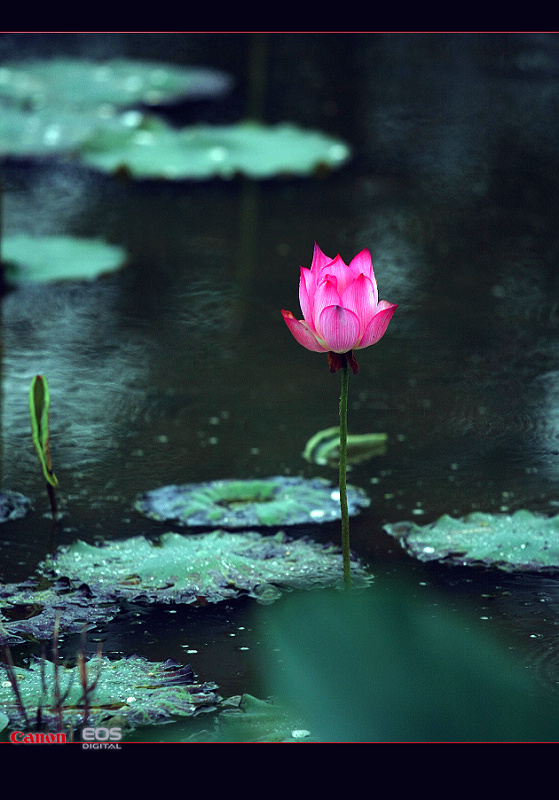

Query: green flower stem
left=339, top=355, right=351, bottom=589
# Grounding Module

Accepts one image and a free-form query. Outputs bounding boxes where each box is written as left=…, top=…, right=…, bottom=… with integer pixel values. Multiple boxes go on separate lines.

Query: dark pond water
left=3, top=32, right=559, bottom=742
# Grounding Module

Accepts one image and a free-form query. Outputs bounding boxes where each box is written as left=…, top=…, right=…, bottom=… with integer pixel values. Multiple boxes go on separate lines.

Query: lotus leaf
left=0, top=103, right=170, bottom=158
left=3, top=235, right=128, bottom=284
left=0, top=654, right=220, bottom=733
left=0, top=580, right=119, bottom=643
left=40, top=530, right=369, bottom=606
left=0, top=490, right=30, bottom=523
left=80, top=118, right=351, bottom=180
left=0, top=102, right=108, bottom=157
left=182, top=694, right=317, bottom=743
left=385, top=509, right=559, bottom=572
left=0, top=59, right=232, bottom=111
left=135, top=476, right=369, bottom=528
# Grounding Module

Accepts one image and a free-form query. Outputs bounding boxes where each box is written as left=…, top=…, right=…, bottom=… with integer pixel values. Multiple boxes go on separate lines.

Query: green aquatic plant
left=135, top=476, right=370, bottom=528
left=29, top=375, right=56, bottom=487
left=0, top=58, right=232, bottom=111
left=29, top=375, right=57, bottom=521
left=3, top=235, right=127, bottom=284
left=0, top=57, right=350, bottom=184
left=182, top=694, right=317, bottom=743
left=80, top=118, right=351, bottom=180
left=303, top=426, right=387, bottom=467
left=40, top=530, right=370, bottom=608
left=0, top=580, right=119, bottom=644
left=0, top=59, right=350, bottom=182
left=385, top=509, right=559, bottom=572
left=0, top=58, right=231, bottom=159
left=0, top=103, right=350, bottom=180
left=0, top=55, right=232, bottom=159
left=0, top=654, right=220, bottom=735
left=0, top=102, right=104, bottom=157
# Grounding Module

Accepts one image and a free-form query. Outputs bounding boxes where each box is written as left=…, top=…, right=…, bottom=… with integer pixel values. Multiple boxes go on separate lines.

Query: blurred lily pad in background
left=80, top=118, right=351, bottom=180
left=0, top=59, right=351, bottom=180
left=135, top=476, right=369, bottom=528
left=259, top=583, right=559, bottom=742
left=0, top=59, right=232, bottom=111
left=40, top=530, right=370, bottom=606
left=0, top=56, right=231, bottom=158
left=0, top=102, right=112, bottom=157
left=0, top=108, right=351, bottom=176
left=385, top=509, right=559, bottom=572
left=2, top=235, right=128, bottom=284
left=0, top=654, right=220, bottom=733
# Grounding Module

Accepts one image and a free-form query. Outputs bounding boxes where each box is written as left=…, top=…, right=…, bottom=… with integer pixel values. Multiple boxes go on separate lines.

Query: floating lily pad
left=2, top=235, right=128, bottom=284
left=183, top=694, right=317, bottom=743
left=0, top=102, right=101, bottom=157
left=0, top=490, right=30, bottom=523
left=0, top=654, right=220, bottom=734
left=0, top=580, right=119, bottom=643
left=135, top=476, right=369, bottom=528
left=385, top=509, right=559, bottom=572
left=0, top=103, right=161, bottom=158
left=40, top=530, right=369, bottom=606
left=0, top=59, right=232, bottom=111
left=303, top=427, right=387, bottom=467
left=80, top=118, right=351, bottom=180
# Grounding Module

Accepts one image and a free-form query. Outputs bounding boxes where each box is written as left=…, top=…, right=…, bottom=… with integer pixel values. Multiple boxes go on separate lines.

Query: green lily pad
left=0, top=654, right=220, bottom=734
left=80, top=118, right=351, bottom=180
left=183, top=694, right=317, bottom=743
left=385, top=509, right=559, bottom=572
left=0, top=490, right=30, bottom=523
left=40, top=530, right=369, bottom=606
left=0, top=580, right=119, bottom=643
left=0, top=58, right=231, bottom=158
left=0, top=59, right=232, bottom=111
left=0, top=102, right=103, bottom=157
left=135, top=476, right=369, bottom=528
left=0, top=103, right=163, bottom=158
left=2, top=235, right=128, bottom=284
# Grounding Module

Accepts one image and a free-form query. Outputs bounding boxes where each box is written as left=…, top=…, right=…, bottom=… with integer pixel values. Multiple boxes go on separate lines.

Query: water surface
left=3, top=32, right=559, bottom=740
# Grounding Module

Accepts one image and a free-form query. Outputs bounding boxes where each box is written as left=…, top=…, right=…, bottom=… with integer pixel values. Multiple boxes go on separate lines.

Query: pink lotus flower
left=281, top=243, right=397, bottom=372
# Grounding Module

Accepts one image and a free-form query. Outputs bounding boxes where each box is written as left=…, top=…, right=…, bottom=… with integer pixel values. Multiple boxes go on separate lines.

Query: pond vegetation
left=3, top=32, right=559, bottom=742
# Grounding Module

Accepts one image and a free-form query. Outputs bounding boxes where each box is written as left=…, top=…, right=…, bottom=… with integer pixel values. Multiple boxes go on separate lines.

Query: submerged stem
left=339, top=356, right=351, bottom=589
